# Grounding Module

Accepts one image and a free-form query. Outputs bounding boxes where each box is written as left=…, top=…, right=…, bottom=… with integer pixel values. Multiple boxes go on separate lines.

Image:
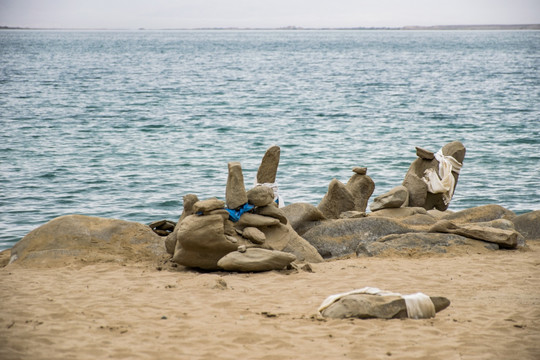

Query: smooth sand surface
left=1, top=243, right=539, bottom=360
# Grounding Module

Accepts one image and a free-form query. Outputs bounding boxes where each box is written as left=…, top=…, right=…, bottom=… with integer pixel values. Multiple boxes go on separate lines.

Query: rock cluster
left=167, top=146, right=323, bottom=271
left=272, top=141, right=536, bottom=260
left=317, top=167, right=375, bottom=219
left=6, top=141, right=538, bottom=275
left=296, top=203, right=528, bottom=259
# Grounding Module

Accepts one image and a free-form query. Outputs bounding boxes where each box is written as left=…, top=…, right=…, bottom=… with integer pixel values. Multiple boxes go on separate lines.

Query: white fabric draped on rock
left=317, top=287, right=436, bottom=319
left=423, top=149, right=463, bottom=205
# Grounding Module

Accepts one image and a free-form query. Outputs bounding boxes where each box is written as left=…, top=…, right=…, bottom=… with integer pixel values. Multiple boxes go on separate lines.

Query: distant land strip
left=1, top=24, right=540, bottom=31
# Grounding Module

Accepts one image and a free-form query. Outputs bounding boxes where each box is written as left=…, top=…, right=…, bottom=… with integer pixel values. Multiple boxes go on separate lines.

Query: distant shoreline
left=1, top=24, right=540, bottom=31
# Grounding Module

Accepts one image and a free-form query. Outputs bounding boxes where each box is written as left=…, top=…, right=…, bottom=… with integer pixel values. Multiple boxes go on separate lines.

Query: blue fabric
left=225, top=203, right=254, bottom=222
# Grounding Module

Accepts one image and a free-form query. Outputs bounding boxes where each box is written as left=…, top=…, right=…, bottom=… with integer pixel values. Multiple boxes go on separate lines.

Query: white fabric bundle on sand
left=318, top=287, right=436, bottom=319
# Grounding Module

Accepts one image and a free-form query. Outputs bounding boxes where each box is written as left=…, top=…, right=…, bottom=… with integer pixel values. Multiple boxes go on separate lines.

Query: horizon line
left=1, top=23, right=540, bottom=31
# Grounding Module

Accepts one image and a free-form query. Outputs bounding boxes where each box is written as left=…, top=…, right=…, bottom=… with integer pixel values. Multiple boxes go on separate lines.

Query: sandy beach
left=0, top=241, right=538, bottom=360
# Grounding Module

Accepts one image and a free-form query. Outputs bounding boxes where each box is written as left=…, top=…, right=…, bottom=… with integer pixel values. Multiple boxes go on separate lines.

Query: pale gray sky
left=1, top=0, right=539, bottom=29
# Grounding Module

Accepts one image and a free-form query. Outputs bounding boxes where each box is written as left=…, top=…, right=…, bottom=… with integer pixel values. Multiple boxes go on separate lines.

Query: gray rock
left=256, top=145, right=280, bottom=184
left=358, top=232, right=498, bottom=257
left=225, top=162, right=248, bottom=209
left=148, top=219, right=175, bottom=232
left=475, top=218, right=517, bottom=231
left=10, top=215, right=168, bottom=266
left=321, top=294, right=450, bottom=319
left=254, top=204, right=288, bottom=224
left=512, top=210, right=540, bottom=241
left=217, top=248, right=296, bottom=272
left=367, top=207, right=427, bottom=219
left=427, top=209, right=453, bottom=219
left=242, top=227, right=266, bottom=244
left=302, top=217, right=414, bottom=259
left=247, top=186, right=275, bottom=207
left=281, top=232, right=324, bottom=263
left=430, top=220, right=519, bottom=248
left=281, top=203, right=326, bottom=236
left=192, top=198, right=225, bottom=214
left=370, top=185, right=409, bottom=212
left=172, top=214, right=241, bottom=270
left=400, top=214, right=438, bottom=226
left=346, top=172, right=375, bottom=213
left=442, top=204, right=515, bottom=224
left=318, top=178, right=355, bottom=219
left=339, top=211, right=367, bottom=219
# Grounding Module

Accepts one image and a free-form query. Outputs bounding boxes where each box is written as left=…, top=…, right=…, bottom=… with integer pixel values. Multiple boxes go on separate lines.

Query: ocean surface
left=1, top=30, right=539, bottom=251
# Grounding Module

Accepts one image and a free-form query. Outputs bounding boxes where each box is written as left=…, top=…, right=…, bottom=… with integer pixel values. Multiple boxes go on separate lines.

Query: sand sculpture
left=166, top=145, right=323, bottom=271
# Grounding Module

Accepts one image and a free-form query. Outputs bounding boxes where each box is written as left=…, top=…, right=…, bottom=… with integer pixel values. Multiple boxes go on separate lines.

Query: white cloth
left=423, top=149, right=463, bottom=205
left=254, top=181, right=285, bottom=208
left=402, top=292, right=436, bottom=319
left=318, top=287, right=436, bottom=319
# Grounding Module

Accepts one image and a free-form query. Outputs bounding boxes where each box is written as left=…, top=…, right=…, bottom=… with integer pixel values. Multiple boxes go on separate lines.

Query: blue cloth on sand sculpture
left=225, top=203, right=255, bottom=222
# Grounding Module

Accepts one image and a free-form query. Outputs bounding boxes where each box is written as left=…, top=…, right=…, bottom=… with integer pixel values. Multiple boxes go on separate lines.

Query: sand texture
left=1, top=243, right=539, bottom=360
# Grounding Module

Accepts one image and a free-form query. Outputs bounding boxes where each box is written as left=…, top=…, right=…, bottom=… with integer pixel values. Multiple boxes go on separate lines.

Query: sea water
left=1, top=30, right=539, bottom=251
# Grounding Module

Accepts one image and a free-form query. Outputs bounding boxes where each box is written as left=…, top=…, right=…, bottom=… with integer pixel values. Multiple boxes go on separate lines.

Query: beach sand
left=1, top=243, right=539, bottom=360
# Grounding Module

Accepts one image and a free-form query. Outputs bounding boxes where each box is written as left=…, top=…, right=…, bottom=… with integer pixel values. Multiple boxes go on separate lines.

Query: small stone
left=242, top=227, right=266, bottom=244
left=213, top=278, right=228, bottom=290
left=238, top=245, right=247, bottom=253
left=415, top=147, right=435, bottom=160
left=237, top=213, right=280, bottom=228
left=226, top=162, right=248, bottom=209
left=352, top=167, right=367, bottom=175
left=254, top=204, right=288, bottom=224
left=217, top=248, right=297, bottom=272
left=193, top=198, right=226, bottom=213
left=301, top=263, right=313, bottom=272
left=257, top=145, right=281, bottom=184
left=370, top=185, right=409, bottom=212
left=247, top=186, right=275, bottom=207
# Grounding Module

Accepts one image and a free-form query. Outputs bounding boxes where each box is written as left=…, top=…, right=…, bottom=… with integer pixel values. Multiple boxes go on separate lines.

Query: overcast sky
left=1, top=0, right=539, bottom=29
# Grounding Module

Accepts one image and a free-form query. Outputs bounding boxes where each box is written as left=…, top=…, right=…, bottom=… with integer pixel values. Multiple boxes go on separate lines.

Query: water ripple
left=0, top=30, right=539, bottom=250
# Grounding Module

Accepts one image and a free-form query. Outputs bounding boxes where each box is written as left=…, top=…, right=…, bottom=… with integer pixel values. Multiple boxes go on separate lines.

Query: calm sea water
left=1, top=30, right=539, bottom=251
